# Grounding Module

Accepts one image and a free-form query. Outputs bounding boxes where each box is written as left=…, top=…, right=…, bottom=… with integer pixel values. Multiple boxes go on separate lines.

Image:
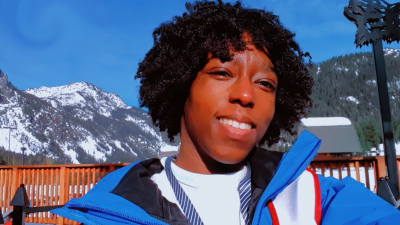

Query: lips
left=218, top=118, right=252, bottom=130
left=216, top=116, right=255, bottom=142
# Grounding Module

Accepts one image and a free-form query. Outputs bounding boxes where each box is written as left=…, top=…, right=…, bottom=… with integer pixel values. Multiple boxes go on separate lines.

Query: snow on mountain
left=125, top=115, right=162, bottom=142
left=366, top=80, right=376, bottom=86
left=384, top=48, right=400, bottom=57
left=26, top=82, right=130, bottom=118
left=370, top=143, right=400, bottom=156
left=0, top=105, right=44, bottom=157
left=345, top=96, right=359, bottom=104
left=316, top=66, right=321, bottom=75
left=0, top=73, right=175, bottom=164
left=336, top=67, right=349, bottom=72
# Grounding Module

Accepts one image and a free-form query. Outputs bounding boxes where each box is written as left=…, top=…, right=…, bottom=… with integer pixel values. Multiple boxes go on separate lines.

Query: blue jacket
left=52, top=131, right=400, bottom=224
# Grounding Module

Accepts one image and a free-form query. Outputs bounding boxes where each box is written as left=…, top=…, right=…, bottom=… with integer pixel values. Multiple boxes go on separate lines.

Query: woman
left=52, top=1, right=400, bottom=224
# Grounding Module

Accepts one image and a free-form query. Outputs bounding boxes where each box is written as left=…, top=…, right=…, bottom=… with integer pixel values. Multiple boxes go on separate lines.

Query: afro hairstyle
left=135, top=0, right=313, bottom=146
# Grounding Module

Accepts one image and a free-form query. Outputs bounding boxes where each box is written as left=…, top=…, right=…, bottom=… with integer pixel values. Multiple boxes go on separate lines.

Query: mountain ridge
left=1, top=48, right=400, bottom=164
left=0, top=72, right=177, bottom=164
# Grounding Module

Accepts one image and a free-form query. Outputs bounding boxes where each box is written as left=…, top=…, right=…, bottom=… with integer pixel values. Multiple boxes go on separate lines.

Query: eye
left=257, top=80, right=276, bottom=92
left=207, top=70, right=232, bottom=78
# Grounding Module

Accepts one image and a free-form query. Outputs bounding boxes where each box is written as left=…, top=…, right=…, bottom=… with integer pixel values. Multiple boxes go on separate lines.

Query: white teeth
left=232, top=120, right=239, bottom=128
left=219, top=118, right=251, bottom=130
left=239, top=123, right=250, bottom=129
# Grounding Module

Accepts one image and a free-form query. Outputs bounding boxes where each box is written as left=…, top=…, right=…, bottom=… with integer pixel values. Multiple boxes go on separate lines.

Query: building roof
left=298, top=117, right=362, bottom=153
left=301, top=117, right=352, bottom=126
left=158, top=144, right=179, bottom=158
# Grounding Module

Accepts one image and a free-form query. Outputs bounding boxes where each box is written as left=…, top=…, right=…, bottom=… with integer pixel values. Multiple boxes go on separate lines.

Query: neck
left=174, top=149, right=245, bottom=174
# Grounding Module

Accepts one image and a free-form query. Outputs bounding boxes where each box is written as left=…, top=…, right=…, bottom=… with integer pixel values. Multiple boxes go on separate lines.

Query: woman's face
left=178, top=44, right=277, bottom=174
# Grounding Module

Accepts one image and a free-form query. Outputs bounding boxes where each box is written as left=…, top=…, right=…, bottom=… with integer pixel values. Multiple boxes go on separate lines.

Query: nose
left=228, top=77, right=254, bottom=108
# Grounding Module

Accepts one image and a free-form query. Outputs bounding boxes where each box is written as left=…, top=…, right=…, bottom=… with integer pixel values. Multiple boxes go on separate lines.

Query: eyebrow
left=264, top=67, right=275, bottom=72
left=260, top=64, right=276, bottom=73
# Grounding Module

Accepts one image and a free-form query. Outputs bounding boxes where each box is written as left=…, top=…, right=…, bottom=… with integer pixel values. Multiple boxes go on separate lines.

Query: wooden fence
left=1, top=156, right=400, bottom=224
left=309, top=156, right=400, bottom=193
left=0, top=163, right=129, bottom=225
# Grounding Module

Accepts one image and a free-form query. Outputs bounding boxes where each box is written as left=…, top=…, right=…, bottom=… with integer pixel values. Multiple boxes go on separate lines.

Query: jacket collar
left=111, top=147, right=285, bottom=224
left=111, top=158, right=189, bottom=224
left=251, top=130, right=321, bottom=224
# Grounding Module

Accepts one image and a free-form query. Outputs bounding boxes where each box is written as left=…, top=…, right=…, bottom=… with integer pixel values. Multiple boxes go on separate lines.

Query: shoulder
left=317, top=175, right=400, bottom=224
left=86, top=158, right=161, bottom=195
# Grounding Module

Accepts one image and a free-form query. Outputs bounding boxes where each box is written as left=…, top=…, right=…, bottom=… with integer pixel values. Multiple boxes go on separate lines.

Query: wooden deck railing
left=1, top=156, right=400, bottom=224
left=0, top=163, right=129, bottom=225
left=309, top=156, right=400, bottom=193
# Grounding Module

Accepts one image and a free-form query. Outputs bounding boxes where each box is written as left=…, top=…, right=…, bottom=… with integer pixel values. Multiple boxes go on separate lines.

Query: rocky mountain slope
left=0, top=71, right=177, bottom=164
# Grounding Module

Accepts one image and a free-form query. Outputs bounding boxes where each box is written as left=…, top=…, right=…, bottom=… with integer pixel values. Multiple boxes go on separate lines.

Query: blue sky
left=0, top=0, right=399, bottom=107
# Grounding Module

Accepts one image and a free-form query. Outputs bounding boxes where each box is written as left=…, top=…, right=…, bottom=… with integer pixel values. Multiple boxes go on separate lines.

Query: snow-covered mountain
left=0, top=70, right=178, bottom=164
left=309, top=48, right=400, bottom=118
left=26, top=82, right=130, bottom=118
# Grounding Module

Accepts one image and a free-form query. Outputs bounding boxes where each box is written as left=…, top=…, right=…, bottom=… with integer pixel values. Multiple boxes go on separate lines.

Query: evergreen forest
left=306, top=50, right=400, bottom=155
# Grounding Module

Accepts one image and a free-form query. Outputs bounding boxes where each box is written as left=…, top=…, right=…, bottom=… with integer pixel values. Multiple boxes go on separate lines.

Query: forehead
left=203, top=32, right=274, bottom=70
left=207, top=45, right=273, bottom=68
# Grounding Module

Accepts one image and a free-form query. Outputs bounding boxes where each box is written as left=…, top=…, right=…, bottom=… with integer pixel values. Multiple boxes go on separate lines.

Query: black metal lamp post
left=10, top=184, right=29, bottom=225
left=2, top=123, right=17, bottom=165
left=21, top=147, right=26, bottom=166
left=344, top=0, right=400, bottom=205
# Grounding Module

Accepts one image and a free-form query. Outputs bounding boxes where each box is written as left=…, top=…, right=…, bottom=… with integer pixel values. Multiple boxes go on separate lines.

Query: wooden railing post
left=11, top=168, right=19, bottom=201
left=355, top=161, right=360, bottom=182
left=109, top=165, right=116, bottom=173
left=376, top=156, right=387, bottom=179
left=57, top=166, right=66, bottom=225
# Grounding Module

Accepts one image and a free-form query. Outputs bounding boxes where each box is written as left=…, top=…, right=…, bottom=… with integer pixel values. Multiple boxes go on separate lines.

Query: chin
left=211, top=148, right=251, bottom=165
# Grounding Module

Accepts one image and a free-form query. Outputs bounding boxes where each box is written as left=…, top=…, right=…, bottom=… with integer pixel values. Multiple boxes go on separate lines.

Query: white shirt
left=151, top=157, right=249, bottom=225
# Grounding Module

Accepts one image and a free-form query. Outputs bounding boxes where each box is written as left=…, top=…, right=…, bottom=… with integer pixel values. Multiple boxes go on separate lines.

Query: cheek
left=184, top=85, right=215, bottom=129
left=187, top=79, right=222, bottom=114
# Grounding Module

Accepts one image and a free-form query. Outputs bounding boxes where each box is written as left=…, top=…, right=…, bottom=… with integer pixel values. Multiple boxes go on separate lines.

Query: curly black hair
left=135, top=0, right=313, bottom=146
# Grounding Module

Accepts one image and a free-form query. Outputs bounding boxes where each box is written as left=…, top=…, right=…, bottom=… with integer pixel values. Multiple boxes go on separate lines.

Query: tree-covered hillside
left=307, top=49, right=400, bottom=154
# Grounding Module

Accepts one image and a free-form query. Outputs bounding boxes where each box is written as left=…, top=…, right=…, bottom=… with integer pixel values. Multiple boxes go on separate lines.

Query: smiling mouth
left=218, top=118, right=252, bottom=130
